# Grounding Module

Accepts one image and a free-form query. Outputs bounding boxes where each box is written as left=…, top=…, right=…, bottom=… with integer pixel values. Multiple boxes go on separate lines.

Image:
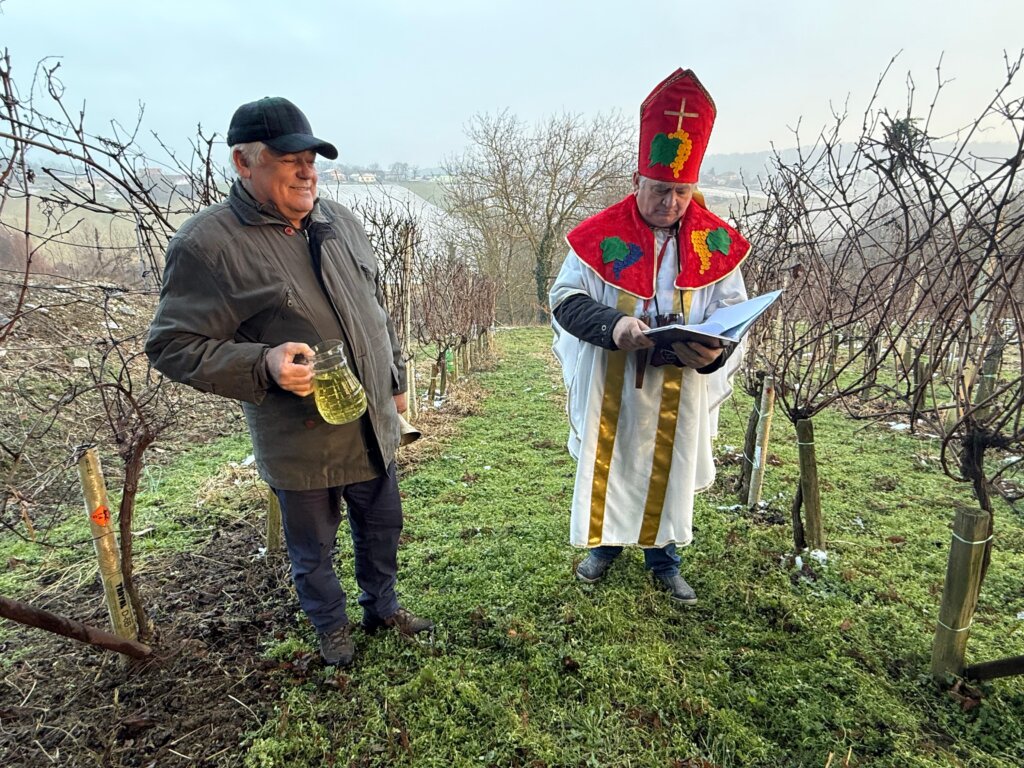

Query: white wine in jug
left=313, top=368, right=367, bottom=424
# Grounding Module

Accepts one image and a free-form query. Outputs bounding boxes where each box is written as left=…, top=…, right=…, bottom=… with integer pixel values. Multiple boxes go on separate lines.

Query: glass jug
left=310, top=339, right=367, bottom=425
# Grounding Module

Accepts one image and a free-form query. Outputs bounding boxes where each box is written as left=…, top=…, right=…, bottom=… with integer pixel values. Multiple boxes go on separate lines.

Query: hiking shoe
left=362, top=607, right=434, bottom=636
left=575, top=553, right=613, bottom=584
left=318, top=623, right=354, bottom=666
left=653, top=573, right=698, bottom=605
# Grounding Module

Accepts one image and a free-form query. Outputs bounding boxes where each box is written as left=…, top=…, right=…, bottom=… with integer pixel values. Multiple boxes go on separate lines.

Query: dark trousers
left=273, top=462, right=403, bottom=634
left=591, top=543, right=680, bottom=576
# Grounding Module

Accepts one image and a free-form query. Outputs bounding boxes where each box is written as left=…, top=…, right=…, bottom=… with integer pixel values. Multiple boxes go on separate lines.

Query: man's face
left=633, top=173, right=694, bottom=228
left=238, top=148, right=318, bottom=227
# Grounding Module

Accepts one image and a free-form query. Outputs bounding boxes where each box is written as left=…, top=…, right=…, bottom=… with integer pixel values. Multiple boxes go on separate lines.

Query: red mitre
left=639, top=69, right=716, bottom=183
left=566, top=195, right=749, bottom=298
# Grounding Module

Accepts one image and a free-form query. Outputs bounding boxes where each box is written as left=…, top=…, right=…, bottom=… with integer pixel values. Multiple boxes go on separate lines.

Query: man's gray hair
left=637, top=174, right=697, bottom=190
left=230, top=141, right=267, bottom=171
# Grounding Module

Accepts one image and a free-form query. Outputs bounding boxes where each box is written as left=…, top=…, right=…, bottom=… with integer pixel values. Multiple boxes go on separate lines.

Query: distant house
left=353, top=173, right=378, bottom=184
left=322, top=169, right=348, bottom=183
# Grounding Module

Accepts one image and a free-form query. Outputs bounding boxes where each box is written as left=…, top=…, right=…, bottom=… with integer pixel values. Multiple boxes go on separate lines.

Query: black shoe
left=653, top=572, right=698, bottom=605
left=575, top=553, right=613, bottom=584
left=362, top=607, right=434, bottom=636
left=318, top=623, right=354, bottom=666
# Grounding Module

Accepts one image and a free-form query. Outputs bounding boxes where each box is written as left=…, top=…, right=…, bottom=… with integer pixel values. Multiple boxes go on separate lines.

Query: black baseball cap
left=226, top=97, right=338, bottom=159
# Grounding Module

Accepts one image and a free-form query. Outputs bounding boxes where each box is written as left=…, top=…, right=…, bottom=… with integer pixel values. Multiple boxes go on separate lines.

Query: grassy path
left=246, top=328, right=1024, bottom=768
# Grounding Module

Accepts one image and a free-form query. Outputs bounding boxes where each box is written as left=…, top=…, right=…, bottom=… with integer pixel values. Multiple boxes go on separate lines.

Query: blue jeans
left=591, top=544, right=680, bottom=576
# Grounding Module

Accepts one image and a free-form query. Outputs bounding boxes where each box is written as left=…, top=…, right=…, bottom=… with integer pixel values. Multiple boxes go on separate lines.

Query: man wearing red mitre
left=549, top=70, right=749, bottom=604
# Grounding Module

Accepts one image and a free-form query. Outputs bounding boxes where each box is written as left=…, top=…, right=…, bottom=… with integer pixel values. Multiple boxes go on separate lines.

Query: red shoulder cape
left=565, top=194, right=749, bottom=299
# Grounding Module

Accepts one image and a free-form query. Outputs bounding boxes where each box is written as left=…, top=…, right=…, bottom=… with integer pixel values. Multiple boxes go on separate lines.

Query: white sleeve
left=549, top=248, right=591, bottom=312
left=701, top=265, right=748, bottom=321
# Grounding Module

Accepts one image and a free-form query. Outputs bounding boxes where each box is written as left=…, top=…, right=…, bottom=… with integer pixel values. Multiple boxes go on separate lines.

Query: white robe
left=550, top=231, right=746, bottom=549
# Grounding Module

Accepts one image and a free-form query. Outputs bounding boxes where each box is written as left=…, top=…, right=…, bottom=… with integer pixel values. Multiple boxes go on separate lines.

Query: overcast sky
left=4, top=0, right=1023, bottom=168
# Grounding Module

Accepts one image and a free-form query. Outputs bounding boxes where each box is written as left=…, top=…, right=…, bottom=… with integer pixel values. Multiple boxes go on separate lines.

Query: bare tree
left=731, top=53, right=1024, bottom=555
left=387, top=161, right=410, bottom=181
left=0, top=50, right=232, bottom=646
left=731, top=53, right=1024, bottom=680
left=443, top=110, right=634, bottom=322
left=439, top=192, right=535, bottom=325
left=349, top=187, right=425, bottom=345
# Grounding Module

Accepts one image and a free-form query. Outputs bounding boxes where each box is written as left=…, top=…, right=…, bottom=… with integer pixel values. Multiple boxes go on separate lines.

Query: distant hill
left=703, top=140, right=1020, bottom=180
left=395, top=180, right=448, bottom=208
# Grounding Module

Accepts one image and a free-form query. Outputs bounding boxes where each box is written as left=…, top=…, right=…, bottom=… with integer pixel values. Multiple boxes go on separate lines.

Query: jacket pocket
left=273, top=288, right=297, bottom=326
left=237, top=285, right=300, bottom=346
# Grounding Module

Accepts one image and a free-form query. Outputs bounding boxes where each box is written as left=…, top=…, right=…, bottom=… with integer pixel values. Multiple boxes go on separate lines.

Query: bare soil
left=0, top=515, right=300, bottom=767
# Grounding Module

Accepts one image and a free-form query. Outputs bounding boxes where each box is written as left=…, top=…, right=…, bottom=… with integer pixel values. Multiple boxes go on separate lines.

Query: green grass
left=394, top=180, right=449, bottom=208
left=4, top=327, right=1020, bottom=765
left=241, top=328, right=1024, bottom=767
left=0, top=432, right=255, bottom=598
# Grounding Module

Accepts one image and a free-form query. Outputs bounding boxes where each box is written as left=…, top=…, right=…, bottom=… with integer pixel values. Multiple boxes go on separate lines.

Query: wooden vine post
left=428, top=362, right=439, bottom=403
left=440, top=353, right=450, bottom=396
left=931, top=506, right=989, bottom=678
left=266, top=486, right=283, bottom=553
left=973, top=334, right=1005, bottom=422
left=77, top=448, right=138, bottom=640
left=795, top=419, right=825, bottom=550
left=402, top=224, right=418, bottom=419
left=825, top=333, right=839, bottom=382
left=746, top=376, right=776, bottom=507
left=737, top=392, right=760, bottom=501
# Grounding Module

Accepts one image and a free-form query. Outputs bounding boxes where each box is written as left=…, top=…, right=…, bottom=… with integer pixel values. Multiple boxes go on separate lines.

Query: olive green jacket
left=146, top=181, right=405, bottom=490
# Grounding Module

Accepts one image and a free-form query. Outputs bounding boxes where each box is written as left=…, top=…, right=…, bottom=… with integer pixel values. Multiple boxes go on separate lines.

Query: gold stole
left=588, top=290, right=692, bottom=546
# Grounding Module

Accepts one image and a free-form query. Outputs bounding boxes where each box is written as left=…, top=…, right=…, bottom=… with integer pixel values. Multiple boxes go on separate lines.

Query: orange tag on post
left=90, top=505, right=111, bottom=526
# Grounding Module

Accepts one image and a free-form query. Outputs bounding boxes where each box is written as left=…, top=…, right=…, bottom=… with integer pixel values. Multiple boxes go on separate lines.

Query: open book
left=642, top=289, right=782, bottom=348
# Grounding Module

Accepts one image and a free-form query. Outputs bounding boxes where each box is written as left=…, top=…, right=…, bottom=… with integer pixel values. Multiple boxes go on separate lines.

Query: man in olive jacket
left=146, top=97, right=432, bottom=667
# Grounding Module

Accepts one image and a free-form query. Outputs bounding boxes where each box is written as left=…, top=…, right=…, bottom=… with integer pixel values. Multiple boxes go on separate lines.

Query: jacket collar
left=228, top=180, right=330, bottom=229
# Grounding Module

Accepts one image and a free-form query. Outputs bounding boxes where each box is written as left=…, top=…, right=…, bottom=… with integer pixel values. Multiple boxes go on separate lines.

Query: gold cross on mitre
left=664, top=97, right=699, bottom=132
